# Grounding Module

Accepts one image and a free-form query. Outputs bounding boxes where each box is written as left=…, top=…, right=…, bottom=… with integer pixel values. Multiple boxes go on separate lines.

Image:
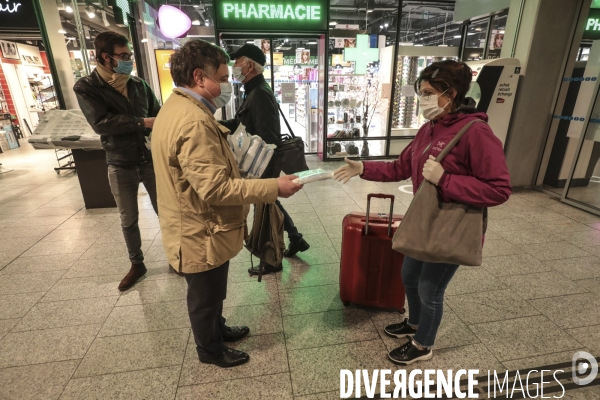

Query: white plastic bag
left=228, top=123, right=250, bottom=162
left=292, top=169, right=334, bottom=184
left=240, top=136, right=263, bottom=173
left=248, top=144, right=276, bottom=178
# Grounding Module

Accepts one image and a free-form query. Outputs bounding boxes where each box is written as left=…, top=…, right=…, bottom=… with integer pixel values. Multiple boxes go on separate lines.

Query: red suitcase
left=339, top=193, right=406, bottom=313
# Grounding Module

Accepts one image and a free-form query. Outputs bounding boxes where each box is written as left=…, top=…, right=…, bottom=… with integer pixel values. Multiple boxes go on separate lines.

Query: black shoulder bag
left=276, top=105, right=309, bottom=174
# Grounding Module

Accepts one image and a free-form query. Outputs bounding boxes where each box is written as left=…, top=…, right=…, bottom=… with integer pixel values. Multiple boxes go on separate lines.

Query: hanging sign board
left=214, top=0, right=329, bottom=32
left=281, top=83, right=295, bottom=103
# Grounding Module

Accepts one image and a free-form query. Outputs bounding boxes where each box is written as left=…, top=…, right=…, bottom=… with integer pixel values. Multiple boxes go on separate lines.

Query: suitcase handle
left=365, top=193, right=395, bottom=237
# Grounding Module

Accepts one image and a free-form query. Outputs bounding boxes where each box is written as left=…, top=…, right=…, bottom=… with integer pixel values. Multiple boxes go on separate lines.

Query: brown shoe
left=118, top=262, right=147, bottom=291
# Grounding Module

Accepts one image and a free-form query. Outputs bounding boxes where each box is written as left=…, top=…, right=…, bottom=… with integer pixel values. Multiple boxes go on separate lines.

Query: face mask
left=418, top=90, right=449, bottom=120
left=232, top=66, right=246, bottom=82
left=110, top=57, right=134, bottom=75
left=205, top=75, right=233, bottom=109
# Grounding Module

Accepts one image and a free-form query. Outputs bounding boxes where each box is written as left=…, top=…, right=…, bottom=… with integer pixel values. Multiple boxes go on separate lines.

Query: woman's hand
left=333, top=157, right=364, bottom=184
left=423, top=155, right=445, bottom=185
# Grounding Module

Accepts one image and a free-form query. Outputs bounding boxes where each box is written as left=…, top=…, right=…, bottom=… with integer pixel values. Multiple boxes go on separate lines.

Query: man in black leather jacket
left=221, top=44, right=310, bottom=275
left=74, top=32, right=161, bottom=291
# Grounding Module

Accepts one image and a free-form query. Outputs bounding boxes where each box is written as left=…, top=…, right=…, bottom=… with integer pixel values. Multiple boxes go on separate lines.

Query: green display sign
left=214, top=0, right=329, bottom=32
left=584, top=8, right=600, bottom=40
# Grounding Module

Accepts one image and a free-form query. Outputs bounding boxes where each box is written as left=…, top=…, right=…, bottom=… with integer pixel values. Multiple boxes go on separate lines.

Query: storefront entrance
left=535, top=0, right=600, bottom=214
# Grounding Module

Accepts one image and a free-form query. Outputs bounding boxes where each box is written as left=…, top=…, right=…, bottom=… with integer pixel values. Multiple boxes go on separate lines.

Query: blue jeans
left=402, top=256, right=459, bottom=348
left=107, top=162, right=158, bottom=264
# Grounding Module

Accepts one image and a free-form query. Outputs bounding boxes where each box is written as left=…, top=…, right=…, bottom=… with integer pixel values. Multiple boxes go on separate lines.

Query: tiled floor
left=1, top=142, right=600, bottom=399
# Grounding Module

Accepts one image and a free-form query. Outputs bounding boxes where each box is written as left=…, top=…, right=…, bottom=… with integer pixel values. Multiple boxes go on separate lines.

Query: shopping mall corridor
left=0, top=143, right=600, bottom=399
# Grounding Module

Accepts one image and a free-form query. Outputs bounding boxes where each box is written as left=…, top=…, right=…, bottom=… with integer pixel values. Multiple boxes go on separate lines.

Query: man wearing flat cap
left=221, top=44, right=310, bottom=275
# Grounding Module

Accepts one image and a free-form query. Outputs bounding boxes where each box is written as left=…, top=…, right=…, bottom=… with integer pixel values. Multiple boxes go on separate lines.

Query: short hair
left=94, top=31, right=129, bottom=66
left=170, top=39, right=230, bottom=87
left=240, top=56, right=264, bottom=75
left=414, top=60, right=473, bottom=109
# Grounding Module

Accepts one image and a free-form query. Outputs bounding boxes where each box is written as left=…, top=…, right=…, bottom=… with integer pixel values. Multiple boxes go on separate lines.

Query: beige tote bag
left=391, top=120, right=485, bottom=266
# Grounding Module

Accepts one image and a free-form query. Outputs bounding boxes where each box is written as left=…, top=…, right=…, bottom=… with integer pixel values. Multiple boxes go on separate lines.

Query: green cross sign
left=343, top=34, right=380, bottom=75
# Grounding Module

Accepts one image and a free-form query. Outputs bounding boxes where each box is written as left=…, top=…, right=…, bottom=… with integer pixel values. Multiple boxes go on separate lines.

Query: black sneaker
left=387, top=339, right=433, bottom=365
left=284, top=238, right=310, bottom=257
left=384, top=318, right=418, bottom=338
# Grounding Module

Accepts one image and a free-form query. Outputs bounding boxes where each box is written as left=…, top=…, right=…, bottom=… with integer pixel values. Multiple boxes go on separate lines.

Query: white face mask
left=205, top=75, right=233, bottom=109
left=232, top=66, right=246, bottom=82
left=418, top=90, right=450, bottom=120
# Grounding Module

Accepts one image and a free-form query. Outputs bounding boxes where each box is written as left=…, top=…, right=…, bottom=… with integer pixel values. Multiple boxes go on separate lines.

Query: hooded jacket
left=361, top=110, right=511, bottom=208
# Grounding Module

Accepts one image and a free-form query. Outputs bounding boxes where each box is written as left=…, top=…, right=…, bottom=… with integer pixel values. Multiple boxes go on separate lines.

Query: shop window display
left=487, top=10, right=508, bottom=59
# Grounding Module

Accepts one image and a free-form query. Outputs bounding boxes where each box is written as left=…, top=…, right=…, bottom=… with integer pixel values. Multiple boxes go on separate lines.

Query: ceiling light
left=65, top=4, right=73, bottom=13
left=453, top=35, right=461, bottom=38
left=86, top=6, right=95, bottom=18
left=384, top=23, right=389, bottom=28
left=438, top=44, right=448, bottom=47
left=192, top=19, right=200, bottom=25
left=399, top=42, right=413, bottom=46
left=205, top=21, right=210, bottom=26
left=157, top=5, right=192, bottom=39
left=307, top=41, right=317, bottom=44
left=329, top=21, right=337, bottom=25
left=379, top=25, right=383, bottom=29
left=246, top=40, right=254, bottom=43
left=500, top=30, right=505, bottom=34
left=141, top=38, right=148, bottom=43
left=58, top=29, right=67, bottom=34
left=414, top=44, right=423, bottom=46
left=367, top=10, right=373, bottom=13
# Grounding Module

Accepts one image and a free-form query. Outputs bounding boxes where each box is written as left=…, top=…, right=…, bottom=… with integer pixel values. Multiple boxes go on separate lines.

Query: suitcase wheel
left=343, top=301, right=350, bottom=307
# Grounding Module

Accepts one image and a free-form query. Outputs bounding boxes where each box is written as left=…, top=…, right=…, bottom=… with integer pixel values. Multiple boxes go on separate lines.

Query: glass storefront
left=535, top=1, right=600, bottom=214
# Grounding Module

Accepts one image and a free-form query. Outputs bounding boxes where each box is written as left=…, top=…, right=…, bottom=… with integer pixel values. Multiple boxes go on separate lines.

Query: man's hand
left=422, top=155, right=445, bottom=185
left=143, top=118, right=156, bottom=129
left=277, top=175, right=303, bottom=198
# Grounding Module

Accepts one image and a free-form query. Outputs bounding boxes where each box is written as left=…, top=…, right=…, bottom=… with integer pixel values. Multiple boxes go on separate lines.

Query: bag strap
left=436, top=119, right=485, bottom=163
left=277, top=105, right=296, bottom=138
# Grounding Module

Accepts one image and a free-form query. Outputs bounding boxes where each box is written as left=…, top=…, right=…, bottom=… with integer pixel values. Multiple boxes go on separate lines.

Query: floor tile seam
left=495, top=342, right=588, bottom=365
left=15, top=268, right=72, bottom=330
left=498, top=348, right=592, bottom=370
left=175, top=370, right=293, bottom=390
left=278, top=282, right=340, bottom=295
left=68, top=295, right=132, bottom=379
left=513, top=287, right=592, bottom=301
left=0, top=232, right=56, bottom=273
left=71, top=361, right=187, bottom=382
left=173, top=329, right=191, bottom=400
left=0, top=262, right=79, bottom=277
left=276, top=282, right=343, bottom=293
left=465, top=313, right=577, bottom=330
left=0, top=357, right=84, bottom=373
left=285, top=337, right=386, bottom=354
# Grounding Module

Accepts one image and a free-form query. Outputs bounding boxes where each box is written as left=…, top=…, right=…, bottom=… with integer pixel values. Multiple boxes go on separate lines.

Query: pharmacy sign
left=214, top=0, right=329, bottom=32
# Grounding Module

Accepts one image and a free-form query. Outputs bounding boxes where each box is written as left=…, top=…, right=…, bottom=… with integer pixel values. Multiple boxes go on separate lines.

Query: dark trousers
left=107, top=163, right=158, bottom=264
left=185, top=262, right=229, bottom=356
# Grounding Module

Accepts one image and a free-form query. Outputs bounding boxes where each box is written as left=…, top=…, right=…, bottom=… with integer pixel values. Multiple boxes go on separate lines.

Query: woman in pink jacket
left=334, top=60, right=512, bottom=365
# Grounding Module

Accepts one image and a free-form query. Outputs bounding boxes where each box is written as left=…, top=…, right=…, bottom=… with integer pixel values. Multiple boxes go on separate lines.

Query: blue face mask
left=113, top=59, right=134, bottom=75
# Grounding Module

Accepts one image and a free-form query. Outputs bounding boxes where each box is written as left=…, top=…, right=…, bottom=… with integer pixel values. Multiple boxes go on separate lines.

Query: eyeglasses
left=416, top=90, right=438, bottom=100
left=111, top=52, right=134, bottom=61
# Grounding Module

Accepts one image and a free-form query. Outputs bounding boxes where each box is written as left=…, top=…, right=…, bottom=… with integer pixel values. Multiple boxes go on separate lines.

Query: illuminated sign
left=584, top=9, right=600, bottom=40
left=157, top=5, right=192, bottom=39
left=155, top=50, right=175, bottom=103
left=0, top=0, right=38, bottom=30
left=214, top=0, right=328, bottom=32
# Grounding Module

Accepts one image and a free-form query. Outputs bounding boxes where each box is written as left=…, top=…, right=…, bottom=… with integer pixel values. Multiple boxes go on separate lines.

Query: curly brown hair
left=170, top=39, right=229, bottom=87
left=414, top=60, right=473, bottom=110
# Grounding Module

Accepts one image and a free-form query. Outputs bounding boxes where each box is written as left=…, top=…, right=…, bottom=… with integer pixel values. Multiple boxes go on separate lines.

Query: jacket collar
left=87, top=68, right=143, bottom=87
left=172, top=88, right=231, bottom=138
left=243, top=74, right=266, bottom=94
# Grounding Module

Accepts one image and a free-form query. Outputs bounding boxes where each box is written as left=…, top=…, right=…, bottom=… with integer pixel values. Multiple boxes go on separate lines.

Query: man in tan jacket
left=152, top=40, right=302, bottom=368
